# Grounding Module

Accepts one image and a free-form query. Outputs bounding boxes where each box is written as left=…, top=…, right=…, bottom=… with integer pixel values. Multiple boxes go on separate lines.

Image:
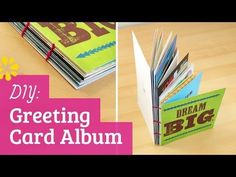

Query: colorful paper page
left=160, top=88, right=225, bottom=145
left=164, top=72, right=203, bottom=104
left=30, top=22, right=116, bottom=74
left=160, top=74, right=195, bottom=105
left=155, top=35, right=177, bottom=83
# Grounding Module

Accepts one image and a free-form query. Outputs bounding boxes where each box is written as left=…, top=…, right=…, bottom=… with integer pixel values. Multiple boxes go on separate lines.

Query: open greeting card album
left=132, top=31, right=225, bottom=145
left=11, top=22, right=116, bottom=89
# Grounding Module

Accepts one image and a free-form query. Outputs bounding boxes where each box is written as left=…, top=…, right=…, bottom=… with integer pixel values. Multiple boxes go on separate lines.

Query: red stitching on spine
left=154, top=132, right=161, bottom=135
left=21, top=22, right=30, bottom=37
left=153, top=106, right=161, bottom=110
left=153, top=120, right=161, bottom=124
left=45, top=43, right=55, bottom=61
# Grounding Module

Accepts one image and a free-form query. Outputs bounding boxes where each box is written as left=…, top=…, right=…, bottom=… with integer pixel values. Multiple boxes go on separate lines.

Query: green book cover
left=30, top=22, right=116, bottom=74
left=160, top=88, right=225, bottom=145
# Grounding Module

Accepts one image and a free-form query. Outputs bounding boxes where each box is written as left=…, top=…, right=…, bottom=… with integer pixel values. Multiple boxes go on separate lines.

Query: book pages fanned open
left=132, top=30, right=225, bottom=145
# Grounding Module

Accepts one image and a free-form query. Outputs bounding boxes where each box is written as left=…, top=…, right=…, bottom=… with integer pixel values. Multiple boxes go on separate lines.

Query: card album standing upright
left=11, top=22, right=116, bottom=89
left=132, top=31, right=225, bottom=145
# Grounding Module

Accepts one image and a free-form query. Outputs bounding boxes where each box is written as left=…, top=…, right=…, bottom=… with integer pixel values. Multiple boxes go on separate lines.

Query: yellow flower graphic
left=0, top=57, right=19, bottom=81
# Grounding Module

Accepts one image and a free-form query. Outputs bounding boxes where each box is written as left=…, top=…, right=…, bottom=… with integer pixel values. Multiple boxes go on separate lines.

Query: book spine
left=151, top=71, right=161, bottom=145
left=19, top=22, right=56, bottom=62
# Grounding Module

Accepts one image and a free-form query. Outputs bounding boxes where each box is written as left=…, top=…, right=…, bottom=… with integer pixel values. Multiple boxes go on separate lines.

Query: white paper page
left=152, top=32, right=163, bottom=71
left=153, top=32, right=173, bottom=77
left=132, top=32, right=154, bottom=142
left=151, top=29, right=158, bottom=68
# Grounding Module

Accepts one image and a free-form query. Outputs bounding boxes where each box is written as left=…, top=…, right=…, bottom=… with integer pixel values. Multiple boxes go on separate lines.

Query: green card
left=160, top=88, right=225, bottom=145
left=30, top=22, right=116, bottom=74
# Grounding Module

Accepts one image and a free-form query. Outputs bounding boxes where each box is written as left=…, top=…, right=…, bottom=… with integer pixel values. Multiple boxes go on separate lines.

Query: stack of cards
left=11, top=22, right=116, bottom=89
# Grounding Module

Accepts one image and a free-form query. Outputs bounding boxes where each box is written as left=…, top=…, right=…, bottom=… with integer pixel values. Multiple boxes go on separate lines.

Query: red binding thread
left=153, top=106, right=161, bottom=110
left=45, top=43, right=55, bottom=61
left=153, top=120, right=161, bottom=124
left=21, top=22, right=30, bottom=37
left=154, top=132, right=161, bottom=135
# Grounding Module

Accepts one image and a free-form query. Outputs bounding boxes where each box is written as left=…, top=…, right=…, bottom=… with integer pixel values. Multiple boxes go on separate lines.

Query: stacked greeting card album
left=132, top=31, right=225, bottom=145
left=11, top=22, right=116, bottom=89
